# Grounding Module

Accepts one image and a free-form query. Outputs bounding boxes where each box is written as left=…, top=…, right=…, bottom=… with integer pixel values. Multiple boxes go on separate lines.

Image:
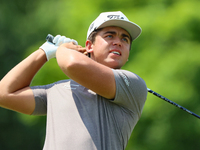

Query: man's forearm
left=0, top=49, right=47, bottom=95
left=56, top=45, right=116, bottom=99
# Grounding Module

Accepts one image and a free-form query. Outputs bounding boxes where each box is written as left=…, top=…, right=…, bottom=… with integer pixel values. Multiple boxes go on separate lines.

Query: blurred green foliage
left=0, top=0, right=200, bottom=149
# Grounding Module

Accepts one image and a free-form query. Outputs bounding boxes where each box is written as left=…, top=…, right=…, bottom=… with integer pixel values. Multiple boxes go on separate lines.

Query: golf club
left=148, top=88, right=200, bottom=119
left=46, top=34, right=54, bottom=43
left=46, top=34, right=200, bottom=119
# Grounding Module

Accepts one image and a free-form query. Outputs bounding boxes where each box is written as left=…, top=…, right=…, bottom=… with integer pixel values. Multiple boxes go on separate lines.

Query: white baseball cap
left=87, top=11, right=142, bottom=41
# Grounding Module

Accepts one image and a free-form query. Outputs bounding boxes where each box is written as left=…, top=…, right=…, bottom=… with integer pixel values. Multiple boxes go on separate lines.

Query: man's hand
left=59, top=42, right=88, bottom=56
left=40, top=35, right=78, bottom=61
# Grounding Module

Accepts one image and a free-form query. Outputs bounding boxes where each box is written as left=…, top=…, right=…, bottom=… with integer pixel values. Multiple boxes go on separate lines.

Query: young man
left=0, top=11, right=147, bottom=150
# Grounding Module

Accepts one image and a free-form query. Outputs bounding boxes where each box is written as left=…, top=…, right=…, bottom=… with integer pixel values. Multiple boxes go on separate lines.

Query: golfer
left=0, top=11, right=147, bottom=150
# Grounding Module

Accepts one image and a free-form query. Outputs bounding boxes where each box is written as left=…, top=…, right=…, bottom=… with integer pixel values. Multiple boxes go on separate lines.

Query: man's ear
left=85, top=40, right=94, bottom=53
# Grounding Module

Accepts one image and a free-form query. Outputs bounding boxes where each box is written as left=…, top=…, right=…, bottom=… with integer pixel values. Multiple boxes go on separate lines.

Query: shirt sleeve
left=30, top=85, right=48, bottom=115
left=112, top=69, right=147, bottom=118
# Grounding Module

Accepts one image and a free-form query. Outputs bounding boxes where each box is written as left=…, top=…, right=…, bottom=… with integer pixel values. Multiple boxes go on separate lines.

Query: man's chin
left=107, top=63, right=122, bottom=69
left=100, top=59, right=123, bottom=69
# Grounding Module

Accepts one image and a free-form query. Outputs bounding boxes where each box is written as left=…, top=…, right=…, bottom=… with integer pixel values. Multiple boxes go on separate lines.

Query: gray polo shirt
left=31, top=69, right=147, bottom=150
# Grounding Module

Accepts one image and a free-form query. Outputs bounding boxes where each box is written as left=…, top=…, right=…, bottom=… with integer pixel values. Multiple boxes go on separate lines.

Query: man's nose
left=112, top=37, right=122, bottom=46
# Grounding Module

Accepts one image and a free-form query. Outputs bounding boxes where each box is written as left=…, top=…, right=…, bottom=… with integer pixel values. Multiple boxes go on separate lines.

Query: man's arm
left=56, top=43, right=116, bottom=99
left=0, top=49, right=47, bottom=114
left=0, top=35, right=78, bottom=114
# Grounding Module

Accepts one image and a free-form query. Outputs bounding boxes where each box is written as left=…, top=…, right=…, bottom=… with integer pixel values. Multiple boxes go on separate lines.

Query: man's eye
left=122, top=38, right=128, bottom=42
left=106, top=35, right=113, bottom=38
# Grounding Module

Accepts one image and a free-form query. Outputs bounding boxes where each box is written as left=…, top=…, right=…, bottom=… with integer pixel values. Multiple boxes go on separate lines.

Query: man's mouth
left=110, top=51, right=121, bottom=56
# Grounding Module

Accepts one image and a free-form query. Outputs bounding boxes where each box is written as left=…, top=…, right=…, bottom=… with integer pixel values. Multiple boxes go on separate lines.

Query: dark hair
left=87, top=28, right=103, bottom=44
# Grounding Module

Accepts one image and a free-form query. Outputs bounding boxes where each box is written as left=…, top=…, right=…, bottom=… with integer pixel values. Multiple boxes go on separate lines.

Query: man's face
left=86, top=26, right=131, bottom=69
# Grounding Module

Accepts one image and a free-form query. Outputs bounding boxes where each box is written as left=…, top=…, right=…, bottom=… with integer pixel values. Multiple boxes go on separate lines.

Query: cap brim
left=97, top=20, right=141, bottom=41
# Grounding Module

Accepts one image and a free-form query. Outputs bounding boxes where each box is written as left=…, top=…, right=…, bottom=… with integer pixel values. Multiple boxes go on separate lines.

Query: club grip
left=46, top=34, right=54, bottom=43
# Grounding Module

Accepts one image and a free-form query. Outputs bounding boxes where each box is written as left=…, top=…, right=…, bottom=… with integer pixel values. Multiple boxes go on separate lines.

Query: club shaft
left=147, top=88, right=200, bottom=119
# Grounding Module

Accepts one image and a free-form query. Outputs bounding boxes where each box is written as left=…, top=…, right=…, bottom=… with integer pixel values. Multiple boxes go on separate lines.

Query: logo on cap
left=107, top=15, right=124, bottom=20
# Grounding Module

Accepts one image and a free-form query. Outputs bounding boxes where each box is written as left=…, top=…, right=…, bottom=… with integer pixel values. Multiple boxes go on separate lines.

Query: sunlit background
left=0, top=0, right=200, bottom=149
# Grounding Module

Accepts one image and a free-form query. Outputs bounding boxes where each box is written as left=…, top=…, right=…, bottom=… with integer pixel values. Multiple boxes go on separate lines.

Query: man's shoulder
left=112, top=69, right=146, bottom=89
left=112, top=69, right=142, bottom=80
left=112, top=69, right=135, bottom=75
